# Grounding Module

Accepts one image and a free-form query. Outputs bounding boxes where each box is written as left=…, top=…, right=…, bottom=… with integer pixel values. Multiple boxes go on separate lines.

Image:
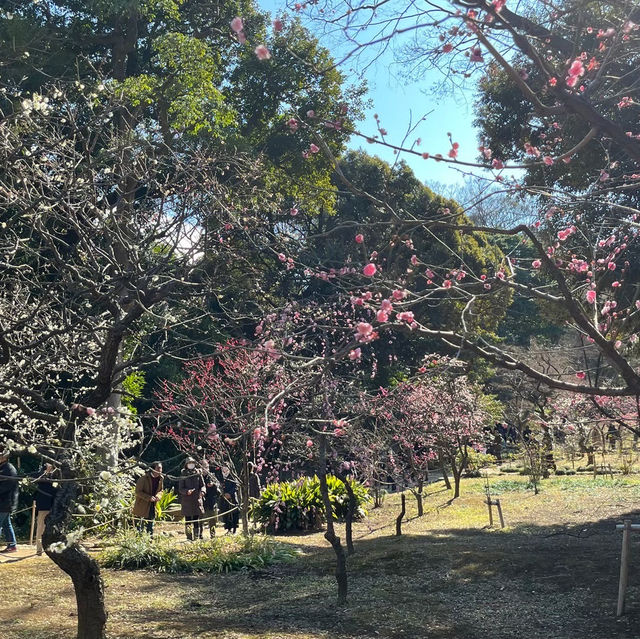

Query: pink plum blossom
left=255, top=45, right=271, bottom=60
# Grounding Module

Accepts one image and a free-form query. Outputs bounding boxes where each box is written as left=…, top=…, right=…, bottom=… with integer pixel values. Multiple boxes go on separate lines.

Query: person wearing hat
left=178, top=457, right=206, bottom=540
left=132, top=461, right=164, bottom=537
left=0, top=451, right=19, bottom=553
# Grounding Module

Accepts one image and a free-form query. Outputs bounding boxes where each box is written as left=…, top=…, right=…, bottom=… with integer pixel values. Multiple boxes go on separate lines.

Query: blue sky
left=350, top=70, right=481, bottom=188
left=259, top=0, right=482, bottom=187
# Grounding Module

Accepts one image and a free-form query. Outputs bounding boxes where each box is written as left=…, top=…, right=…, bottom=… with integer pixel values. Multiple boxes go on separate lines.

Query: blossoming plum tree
left=154, top=339, right=290, bottom=534
left=283, top=0, right=640, bottom=404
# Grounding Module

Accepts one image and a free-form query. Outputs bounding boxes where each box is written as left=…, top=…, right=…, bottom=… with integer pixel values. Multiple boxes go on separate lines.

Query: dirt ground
left=3, top=475, right=640, bottom=639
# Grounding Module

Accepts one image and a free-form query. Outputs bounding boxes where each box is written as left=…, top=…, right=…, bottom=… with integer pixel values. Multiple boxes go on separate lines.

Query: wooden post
left=496, top=499, right=505, bottom=529
left=617, top=520, right=632, bottom=616
left=29, top=501, right=36, bottom=546
left=486, top=498, right=493, bottom=528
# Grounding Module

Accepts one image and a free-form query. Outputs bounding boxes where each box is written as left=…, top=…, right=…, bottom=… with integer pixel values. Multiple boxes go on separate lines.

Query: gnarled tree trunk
left=44, top=467, right=108, bottom=639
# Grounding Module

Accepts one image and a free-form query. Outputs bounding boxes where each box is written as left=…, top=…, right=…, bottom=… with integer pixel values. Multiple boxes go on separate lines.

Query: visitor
left=178, top=457, right=206, bottom=540
left=132, top=461, right=164, bottom=536
left=32, top=462, right=59, bottom=555
left=219, top=466, right=239, bottom=535
left=0, top=451, right=19, bottom=553
left=201, top=459, right=220, bottom=538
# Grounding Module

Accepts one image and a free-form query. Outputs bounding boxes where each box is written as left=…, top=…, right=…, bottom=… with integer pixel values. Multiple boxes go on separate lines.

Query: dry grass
left=3, top=474, right=640, bottom=639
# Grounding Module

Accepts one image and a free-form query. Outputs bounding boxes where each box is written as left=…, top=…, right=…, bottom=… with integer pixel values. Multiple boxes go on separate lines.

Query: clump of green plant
left=250, top=475, right=370, bottom=532
left=155, top=488, right=179, bottom=521
left=482, top=479, right=537, bottom=495
left=99, top=532, right=298, bottom=573
left=463, top=450, right=497, bottom=476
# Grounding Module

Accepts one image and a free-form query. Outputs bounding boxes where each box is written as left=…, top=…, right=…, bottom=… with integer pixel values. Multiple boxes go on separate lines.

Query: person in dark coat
left=178, top=457, right=206, bottom=540
left=201, top=460, right=220, bottom=539
left=31, top=462, right=59, bottom=555
left=0, top=451, right=19, bottom=553
left=132, top=462, right=164, bottom=537
left=218, top=466, right=239, bottom=534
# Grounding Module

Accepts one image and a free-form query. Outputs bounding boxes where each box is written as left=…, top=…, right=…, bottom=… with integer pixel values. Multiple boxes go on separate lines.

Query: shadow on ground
left=109, top=508, right=640, bottom=639
left=4, top=506, right=640, bottom=639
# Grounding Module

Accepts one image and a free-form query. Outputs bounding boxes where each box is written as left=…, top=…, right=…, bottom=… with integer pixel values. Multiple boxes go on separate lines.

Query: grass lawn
left=3, top=474, right=640, bottom=639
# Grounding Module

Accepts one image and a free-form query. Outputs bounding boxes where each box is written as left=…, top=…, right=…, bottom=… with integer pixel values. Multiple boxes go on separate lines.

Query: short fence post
left=617, top=519, right=632, bottom=616
left=486, top=499, right=493, bottom=528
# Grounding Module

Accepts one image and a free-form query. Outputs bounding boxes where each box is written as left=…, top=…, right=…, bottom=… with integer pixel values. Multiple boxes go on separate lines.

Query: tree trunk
left=395, top=493, right=406, bottom=536
left=318, top=435, right=348, bottom=604
left=439, top=454, right=452, bottom=490
left=413, top=480, right=424, bottom=517
left=50, top=546, right=108, bottom=639
left=240, top=438, right=250, bottom=535
left=452, top=470, right=461, bottom=499
left=44, top=467, right=108, bottom=639
left=340, top=476, right=356, bottom=555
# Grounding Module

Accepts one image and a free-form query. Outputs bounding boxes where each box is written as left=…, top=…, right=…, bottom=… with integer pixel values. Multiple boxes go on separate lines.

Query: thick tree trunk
left=318, top=435, right=348, bottom=604
left=396, top=493, right=406, bottom=536
left=44, top=467, right=108, bottom=639
left=50, top=546, right=108, bottom=639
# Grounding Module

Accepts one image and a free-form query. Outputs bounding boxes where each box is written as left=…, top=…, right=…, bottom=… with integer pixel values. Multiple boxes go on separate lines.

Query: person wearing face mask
left=178, top=457, right=206, bottom=540
left=132, top=461, right=164, bottom=537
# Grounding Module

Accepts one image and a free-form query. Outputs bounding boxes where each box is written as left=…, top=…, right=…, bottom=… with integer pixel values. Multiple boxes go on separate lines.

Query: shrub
left=250, top=475, right=370, bottom=532
left=463, top=450, right=497, bottom=474
left=99, top=532, right=297, bottom=573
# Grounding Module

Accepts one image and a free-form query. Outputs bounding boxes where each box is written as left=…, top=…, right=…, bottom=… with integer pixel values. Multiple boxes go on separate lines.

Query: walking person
left=201, top=460, right=220, bottom=539
left=0, top=451, right=19, bottom=553
left=132, top=461, right=164, bottom=536
left=178, top=457, right=205, bottom=540
left=32, top=462, right=59, bottom=555
left=219, top=466, right=239, bottom=535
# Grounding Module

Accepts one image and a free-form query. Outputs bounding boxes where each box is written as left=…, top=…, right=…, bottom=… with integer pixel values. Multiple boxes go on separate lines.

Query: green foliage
left=250, top=475, right=371, bottom=532
left=155, top=488, right=178, bottom=521
left=122, top=371, right=146, bottom=413
left=99, top=531, right=297, bottom=573
left=463, top=450, right=497, bottom=474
